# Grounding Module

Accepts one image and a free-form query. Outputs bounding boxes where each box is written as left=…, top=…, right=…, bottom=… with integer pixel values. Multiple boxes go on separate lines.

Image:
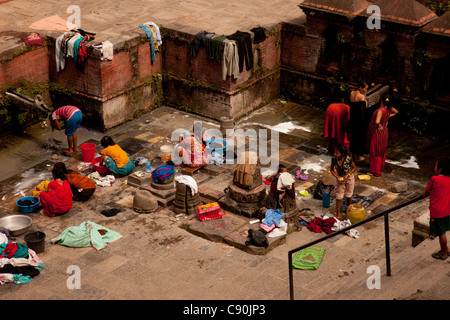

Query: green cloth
left=292, top=246, right=325, bottom=270
left=51, top=221, right=123, bottom=251
left=13, top=243, right=29, bottom=258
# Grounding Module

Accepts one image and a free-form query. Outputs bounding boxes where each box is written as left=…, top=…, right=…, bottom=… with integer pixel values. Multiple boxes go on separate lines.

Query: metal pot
left=0, top=215, right=32, bottom=236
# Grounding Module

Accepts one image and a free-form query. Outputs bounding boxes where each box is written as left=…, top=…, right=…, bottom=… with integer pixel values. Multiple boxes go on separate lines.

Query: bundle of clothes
left=55, top=28, right=96, bottom=72
left=0, top=228, right=44, bottom=285
left=190, top=26, right=267, bottom=81
left=245, top=208, right=287, bottom=249
left=138, top=21, right=162, bottom=63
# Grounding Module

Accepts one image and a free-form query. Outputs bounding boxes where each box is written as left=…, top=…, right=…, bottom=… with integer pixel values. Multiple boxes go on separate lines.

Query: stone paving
left=0, top=101, right=449, bottom=302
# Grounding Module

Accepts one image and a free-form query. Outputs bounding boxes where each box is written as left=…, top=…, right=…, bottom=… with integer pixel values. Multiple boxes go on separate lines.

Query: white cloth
left=95, top=175, right=116, bottom=187
left=142, top=21, right=162, bottom=46
left=0, top=233, right=8, bottom=245
left=55, top=33, right=66, bottom=72
left=175, top=175, right=198, bottom=195
left=268, top=219, right=287, bottom=238
left=222, top=39, right=239, bottom=81
left=331, top=219, right=360, bottom=239
left=277, top=172, right=295, bottom=191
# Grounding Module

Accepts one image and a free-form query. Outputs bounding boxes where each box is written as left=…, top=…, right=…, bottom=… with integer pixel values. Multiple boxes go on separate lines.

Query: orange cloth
left=66, top=172, right=96, bottom=190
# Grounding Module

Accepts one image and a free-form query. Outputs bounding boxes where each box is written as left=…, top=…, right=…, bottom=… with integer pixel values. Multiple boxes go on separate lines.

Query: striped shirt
left=52, top=105, right=80, bottom=121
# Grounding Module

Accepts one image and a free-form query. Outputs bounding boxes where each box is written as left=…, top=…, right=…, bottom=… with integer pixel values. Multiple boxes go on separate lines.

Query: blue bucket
left=322, top=193, right=332, bottom=208
left=16, top=196, right=40, bottom=213
left=206, top=139, right=228, bottom=156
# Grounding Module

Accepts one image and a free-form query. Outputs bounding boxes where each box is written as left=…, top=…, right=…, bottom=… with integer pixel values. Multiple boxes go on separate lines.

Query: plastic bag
left=313, top=180, right=335, bottom=200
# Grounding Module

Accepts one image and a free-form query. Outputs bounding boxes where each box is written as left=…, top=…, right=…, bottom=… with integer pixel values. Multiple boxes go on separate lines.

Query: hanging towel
left=55, top=33, right=66, bottom=72
left=51, top=220, right=123, bottom=251
left=142, top=21, right=162, bottom=46
left=139, top=25, right=157, bottom=62
left=222, top=39, right=239, bottom=81
left=66, top=33, right=82, bottom=59
left=250, top=27, right=267, bottom=44
left=227, top=31, right=253, bottom=72
left=192, top=31, right=215, bottom=58
left=211, top=35, right=225, bottom=62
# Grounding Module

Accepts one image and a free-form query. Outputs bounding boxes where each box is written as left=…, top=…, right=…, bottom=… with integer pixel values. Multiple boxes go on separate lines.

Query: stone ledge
left=412, top=211, right=431, bottom=247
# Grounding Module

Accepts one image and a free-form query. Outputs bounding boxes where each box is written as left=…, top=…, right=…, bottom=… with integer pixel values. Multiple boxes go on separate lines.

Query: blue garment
left=106, top=153, right=135, bottom=177
left=262, top=209, right=284, bottom=227
left=139, top=25, right=157, bottom=62
left=65, top=111, right=82, bottom=137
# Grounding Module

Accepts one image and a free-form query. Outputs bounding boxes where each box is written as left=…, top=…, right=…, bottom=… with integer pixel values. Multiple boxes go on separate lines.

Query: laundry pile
left=87, top=171, right=116, bottom=187
left=0, top=230, right=44, bottom=285
left=190, top=26, right=267, bottom=81
left=55, top=28, right=95, bottom=72
left=245, top=208, right=287, bottom=249
left=306, top=215, right=360, bottom=239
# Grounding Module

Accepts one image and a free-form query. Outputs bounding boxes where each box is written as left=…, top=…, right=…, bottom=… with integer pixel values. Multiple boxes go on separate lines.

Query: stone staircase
left=305, top=237, right=449, bottom=300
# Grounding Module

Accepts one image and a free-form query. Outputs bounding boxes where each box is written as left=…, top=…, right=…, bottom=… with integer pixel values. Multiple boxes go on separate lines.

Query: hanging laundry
left=66, top=33, right=82, bottom=59
left=222, top=39, right=239, bottom=81
left=142, top=21, right=162, bottom=47
left=139, top=24, right=157, bottom=62
left=250, top=27, right=267, bottom=44
left=210, top=35, right=225, bottom=62
left=227, top=31, right=253, bottom=72
left=191, top=31, right=215, bottom=58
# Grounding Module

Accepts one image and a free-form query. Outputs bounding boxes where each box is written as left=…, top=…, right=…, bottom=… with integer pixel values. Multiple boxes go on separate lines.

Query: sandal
left=63, top=149, right=73, bottom=155
left=431, top=252, right=448, bottom=260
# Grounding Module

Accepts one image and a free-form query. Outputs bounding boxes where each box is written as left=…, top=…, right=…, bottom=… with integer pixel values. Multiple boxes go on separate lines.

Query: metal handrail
left=288, top=195, right=426, bottom=300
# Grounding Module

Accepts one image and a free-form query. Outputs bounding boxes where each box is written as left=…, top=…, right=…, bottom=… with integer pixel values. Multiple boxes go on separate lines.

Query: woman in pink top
left=49, top=105, right=82, bottom=156
left=422, top=158, right=450, bottom=260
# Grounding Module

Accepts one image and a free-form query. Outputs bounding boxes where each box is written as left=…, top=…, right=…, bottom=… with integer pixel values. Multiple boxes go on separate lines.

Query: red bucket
left=80, top=143, right=96, bottom=163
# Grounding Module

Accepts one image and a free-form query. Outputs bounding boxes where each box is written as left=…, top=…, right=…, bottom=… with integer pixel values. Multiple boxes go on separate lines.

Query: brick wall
left=0, top=46, right=49, bottom=91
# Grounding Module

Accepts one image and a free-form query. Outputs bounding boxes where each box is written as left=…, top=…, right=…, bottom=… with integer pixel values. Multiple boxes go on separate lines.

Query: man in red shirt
left=422, top=158, right=450, bottom=260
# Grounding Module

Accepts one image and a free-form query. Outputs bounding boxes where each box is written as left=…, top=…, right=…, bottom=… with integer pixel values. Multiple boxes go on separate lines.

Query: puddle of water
left=10, top=168, right=52, bottom=197
left=386, top=156, right=420, bottom=169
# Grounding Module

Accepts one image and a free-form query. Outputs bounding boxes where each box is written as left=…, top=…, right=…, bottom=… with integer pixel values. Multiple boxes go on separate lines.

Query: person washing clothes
left=330, top=144, right=356, bottom=221
left=53, top=162, right=96, bottom=201
left=38, top=163, right=73, bottom=217
left=421, top=158, right=450, bottom=260
left=100, top=136, right=135, bottom=177
left=48, top=105, right=82, bottom=156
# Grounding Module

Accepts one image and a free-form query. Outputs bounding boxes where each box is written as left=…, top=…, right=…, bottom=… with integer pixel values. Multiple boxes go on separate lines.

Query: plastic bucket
left=16, top=196, right=40, bottom=213
left=24, top=231, right=46, bottom=254
left=160, top=145, right=172, bottom=162
left=346, top=203, right=366, bottom=224
left=80, top=143, right=96, bottom=162
left=322, top=193, right=331, bottom=208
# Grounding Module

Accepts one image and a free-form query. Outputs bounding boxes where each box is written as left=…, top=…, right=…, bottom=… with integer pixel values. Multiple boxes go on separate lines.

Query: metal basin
left=0, top=215, right=32, bottom=236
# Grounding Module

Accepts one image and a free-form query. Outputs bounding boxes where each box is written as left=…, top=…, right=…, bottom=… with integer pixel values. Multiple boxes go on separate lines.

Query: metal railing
left=288, top=195, right=426, bottom=300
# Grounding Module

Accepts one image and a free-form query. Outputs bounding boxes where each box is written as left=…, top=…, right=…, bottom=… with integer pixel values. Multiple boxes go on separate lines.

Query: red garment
left=324, top=103, right=350, bottom=148
left=367, top=106, right=391, bottom=176
left=40, top=180, right=73, bottom=216
left=426, top=175, right=450, bottom=219
left=307, top=217, right=336, bottom=234
left=22, top=33, right=44, bottom=46
left=0, top=243, right=18, bottom=258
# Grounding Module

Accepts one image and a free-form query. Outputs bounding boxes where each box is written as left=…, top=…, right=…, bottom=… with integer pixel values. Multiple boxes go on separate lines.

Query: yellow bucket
left=160, top=145, right=172, bottom=162
left=346, top=203, right=366, bottom=224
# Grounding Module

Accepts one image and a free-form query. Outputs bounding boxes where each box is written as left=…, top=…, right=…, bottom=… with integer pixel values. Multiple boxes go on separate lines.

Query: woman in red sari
left=367, top=94, right=398, bottom=177
left=39, top=164, right=73, bottom=216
